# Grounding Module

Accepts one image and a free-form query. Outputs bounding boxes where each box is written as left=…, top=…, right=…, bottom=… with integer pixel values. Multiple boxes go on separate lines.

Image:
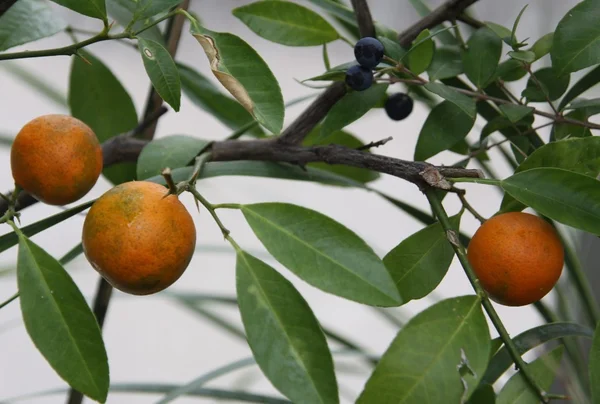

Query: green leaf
left=558, top=65, right=600, bottom=111
left=500, top=137, right=600, bottom=212
left=240, top=203, right=401, bottom=307
left=303, top=61, right=352, bottom=82
left=567, top=97, right=600, bottom=111
left=510, top=5, right=528, bottom=47
left=591, top=324, right=600, bottom=403
left=191, top=25, right=284, bottom=133
left=482, top=322, right=593, bottom=385
left=468, top=384, right=496, bottom=404
left=0, top=0, right=66, bottom=52
left=508, top=50, right=535, bottom=63
left=424, top=83, right=476, bottom=118
left=232, top=1, right=339, bottom=46
left=522, top=67, right=570, bottom=102
left=69, top=50, right=138, bottom=185
left=136, top=135, right=209, bottom=180
left=408, top=29, right=435, bottom=75
left=357, top=296, right=490, bottom=403
left=463, top=27, right=502, bottom=88
left=177, top=63, right=263, bottom=137
left=551, top=0, right=600, bottom=75
left=235, top=250, right=338, bottom=404
left=495, top=59, right=527, bottom=82
left=138, top=38, right=181, bottom=111
left=427, top=46, right=463, bottom=81
left=50, top=0, right=106, bottom=20
left=134, top=0, right=182, bottom=21
left=303, top=129, right=380, bottom=183
left=379, top=36, right=406, bottom=62
left=529, top=32, right=553, bottom=61
left=499, top=104, right=534, bottom=123
left=485, top=22, right=512, bottom=41
left=0, top=200, right=94, bottom=256
left=320, top=83, right=388, bottom=140
left=383, top=215, right=459, bottom=302
left=496, top=347, right=563, bottom=404
left=501, top=167, right=600, bottom=235
left=414, top=101, right=475, bottom=161
left=554, top=109, right=593, bottom=140
left=17, top=234, right=108, bottom=402
left=107, top=0, right=163, bottom=43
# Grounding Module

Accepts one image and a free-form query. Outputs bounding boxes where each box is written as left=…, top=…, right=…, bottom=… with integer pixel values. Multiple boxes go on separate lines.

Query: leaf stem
left=426, top=190, right=549, bottom=403
left=448, top=178, right=501, bottom=186
left=212, top=203, right=242, bottom=210
left=187, top=187, right=230, bottom=238
left=0, top=292, right=18, bottom=310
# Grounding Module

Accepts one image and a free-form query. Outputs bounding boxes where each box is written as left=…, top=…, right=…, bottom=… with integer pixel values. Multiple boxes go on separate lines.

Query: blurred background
left=0, top=0, right=593, bottom=403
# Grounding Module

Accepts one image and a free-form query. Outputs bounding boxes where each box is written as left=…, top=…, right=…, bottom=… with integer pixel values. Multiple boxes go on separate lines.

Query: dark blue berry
left=354, top=37, right=384, bottom=69
left=385, top=93, right=413, bottom=121
left=345, top=65, right=373, bottom=91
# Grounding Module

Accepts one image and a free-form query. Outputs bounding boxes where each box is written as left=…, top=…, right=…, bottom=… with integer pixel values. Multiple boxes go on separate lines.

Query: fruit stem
left=188, top=187, right=230, bottom=239
left=426, top=189, right=550, bottom=403
left=161, top=168, right=178, bottom=195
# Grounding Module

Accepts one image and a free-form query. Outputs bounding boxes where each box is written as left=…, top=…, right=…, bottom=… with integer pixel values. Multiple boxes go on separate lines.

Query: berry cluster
left=346, top=37, right=414, bottom=121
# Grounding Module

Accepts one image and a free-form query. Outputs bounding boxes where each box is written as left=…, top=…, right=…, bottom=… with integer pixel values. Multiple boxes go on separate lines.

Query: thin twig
left=457, top=192, right=486, bottom=224
left=357, top=136, right=393, bottom=150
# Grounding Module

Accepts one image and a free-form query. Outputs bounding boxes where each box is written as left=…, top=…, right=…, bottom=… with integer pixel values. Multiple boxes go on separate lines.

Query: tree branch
left=277, top=82, right=347, bottom=145
left=398, top=0, right=479, bottom=47
left=351, top=0, right=376, bottom=38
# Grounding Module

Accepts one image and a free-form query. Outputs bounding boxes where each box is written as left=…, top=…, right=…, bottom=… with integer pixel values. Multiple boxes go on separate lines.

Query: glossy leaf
left=177, top=63, right=263, bottom=137
left=304, top=129, right=379, bottom=184
left=69, top=50, right=138, bottom=184
left=566, top=97, right=600, bottom=111
left=107, top=0, right=163, bottom=43
left=137, top=135, right=209, bottom=180
left=424, top=83, right=476, bottom=118
left=408, top=29, right=434, bottom=75
left=530, top=32, right=553, bottom=61
left=414, top=101, right=475, bottom=161
left=236, top=250, right=338, bottom=404
left=138, top=38, right=181, bottom=111
left=383, top=215, right=459, bottom=302
left=233, top=1, right=338, bottom=46
left=522, top=67, right=570, bottom=102
left=320, top=83, right=388, bottom=140
left=357, top=296, right=490, bottom=403
left=191, top=25, right=284, bottom=133
left=496, top=347, right=563, bottom=404
left=499, top=104, right=533, bottom=123
left=241, top=203, right=401, bottom=306
left=0, top=201, right=94, bottom=256
left=551, top=0, right=600, bottom=75
left=50, top=0, right=106, bottom=20
left=485, top=22, right=512, bottom=41
left=482, top=322, right=593, bottom=385
left=463, top=27, right=502, bottom=88
left=134, top=0, right=182, bottom=21
left=495, top=59, right=527, bottom=82
left=427, top=46, right=463, bottom=81
left=0, top=0, right=66, bottom=52
left=500, top=137, right=600, bottom=212
left=509, top=5, right=528, bottom=46
left=508, top=50, right=535, bottom=63
left=17, top=234, right=108, bottom=402
left=379, top=36, right=406, bottom=62
left=591, top=324, right=600, bottom=403
left=559, top=65, right=600, bottom=110
left=502, top=168, right=600, bottom=235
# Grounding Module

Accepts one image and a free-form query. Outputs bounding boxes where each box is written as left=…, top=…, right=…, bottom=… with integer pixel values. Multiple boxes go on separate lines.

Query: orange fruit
left=82, top=181, right=196, bottom=295
left=11, top=114, right=103, bottom=205
left=467, top=212, right=564, bottom=306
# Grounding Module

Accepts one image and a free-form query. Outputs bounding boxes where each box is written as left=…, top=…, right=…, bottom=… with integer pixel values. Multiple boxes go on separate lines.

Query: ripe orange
left=11, top=114, right=103, bottom=205
left=82, top=181, right=196, bottom=295
left=467, top=212, right=564, bottom=306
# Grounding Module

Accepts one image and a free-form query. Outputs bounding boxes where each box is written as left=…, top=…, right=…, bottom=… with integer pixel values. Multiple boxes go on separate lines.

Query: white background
left=0, top=0, right=588, bottom=403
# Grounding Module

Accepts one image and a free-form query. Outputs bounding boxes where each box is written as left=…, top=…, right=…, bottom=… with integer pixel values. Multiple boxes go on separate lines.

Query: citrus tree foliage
left=1, top=0, right=600, bottom=403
